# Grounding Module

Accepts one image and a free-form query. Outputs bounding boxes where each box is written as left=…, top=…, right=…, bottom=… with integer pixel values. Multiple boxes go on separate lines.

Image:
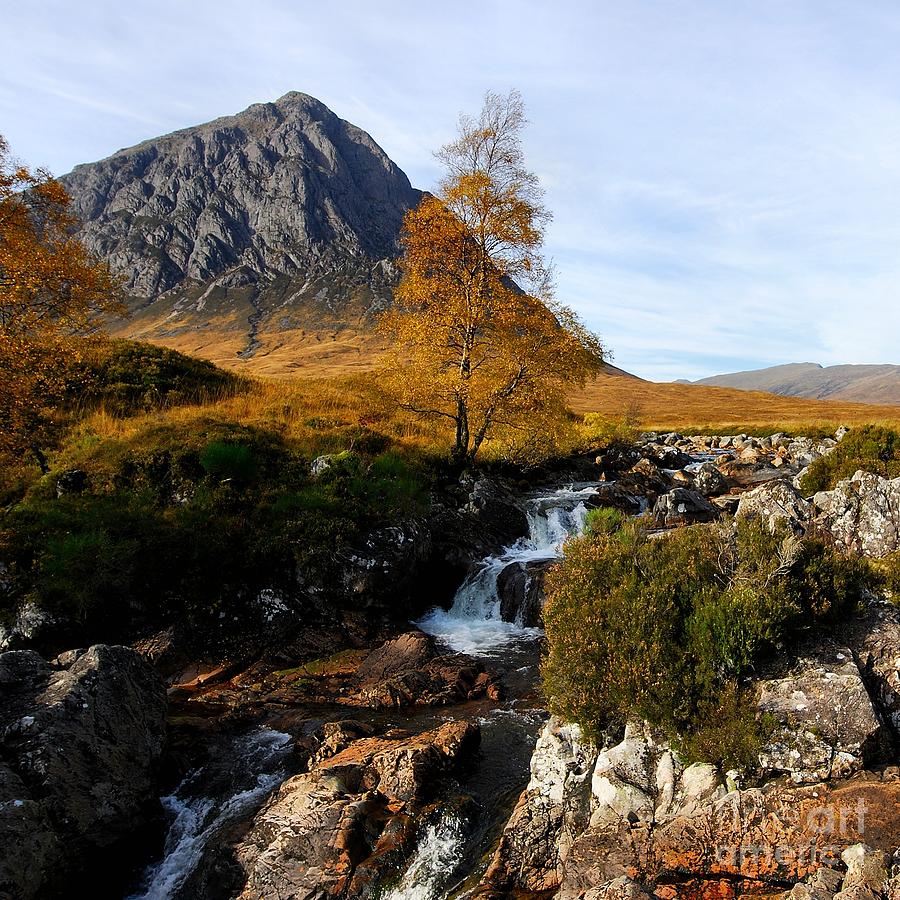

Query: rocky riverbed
left=5, top=429, right=900, bottom=899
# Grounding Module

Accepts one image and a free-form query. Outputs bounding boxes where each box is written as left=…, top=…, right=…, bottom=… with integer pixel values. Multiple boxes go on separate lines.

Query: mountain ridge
left=694, top=361, right=900, bottom=405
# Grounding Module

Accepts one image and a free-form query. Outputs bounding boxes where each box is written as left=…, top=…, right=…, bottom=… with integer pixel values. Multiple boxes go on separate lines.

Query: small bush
left=800, top=425, right=900, bottom=493
left=71, top=339, right=244, bottom=416
left=584, top=506, right=627, bottom=536
left=542, top=518, right=873, bottom=770
left=200, top=441, right=257, bottom=483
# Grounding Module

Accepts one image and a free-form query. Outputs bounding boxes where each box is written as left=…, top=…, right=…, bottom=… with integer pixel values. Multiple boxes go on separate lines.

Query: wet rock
left=652, top=488, right=718, bottom=526
left=736, top=479, right=812, bottom=533
left=497, top=559, right=549, bottom=627
left=814, top=472, right=900, bottom=558
left=481, top=717, right=596, bottom=894
left=757, top=650, right=887, bottom=783
left=233, top=721, right=479, bottom=899
left=0, top=645, right=166, bottom=899
left=641, top=443, right=694, bottom=470
left=354, top=631, right=491, bottom=708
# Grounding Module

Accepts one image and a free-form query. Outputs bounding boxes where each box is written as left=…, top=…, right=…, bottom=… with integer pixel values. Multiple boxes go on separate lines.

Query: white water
left=382, top=814, right=466, bottom=900
left=416, top=484, right=598, bottom=656
left=129, top=728, right=292, bottom=900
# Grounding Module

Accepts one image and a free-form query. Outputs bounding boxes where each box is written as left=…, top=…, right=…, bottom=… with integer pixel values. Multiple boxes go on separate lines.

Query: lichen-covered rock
left=756, top=650, right=887, bottom=783
left=814, top=472, right=900, bottom=558
left=481, top=717, right=596, bottom=894
left=652, top=487, right=718, bottom=526
left=736, top=479, right=812, bottom=533
left=691, top=461, right=730, bottom=497
left=0, top=645, right=166, bottom=899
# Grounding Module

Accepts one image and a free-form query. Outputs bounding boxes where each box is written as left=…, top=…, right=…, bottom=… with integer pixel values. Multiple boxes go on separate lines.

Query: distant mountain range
left=691, top=362, right=900, bottom=406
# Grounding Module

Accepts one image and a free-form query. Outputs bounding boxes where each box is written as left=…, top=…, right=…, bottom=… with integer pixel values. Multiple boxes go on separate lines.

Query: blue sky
left=3, top=1, right=900, bottom=381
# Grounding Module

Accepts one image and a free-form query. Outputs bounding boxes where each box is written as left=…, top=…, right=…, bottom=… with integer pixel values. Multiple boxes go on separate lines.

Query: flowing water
left=130, top=482, right=600, bottom=899
left=128, top=728, right=293, bottom=900
left=416, top=483, right=599, bottom=656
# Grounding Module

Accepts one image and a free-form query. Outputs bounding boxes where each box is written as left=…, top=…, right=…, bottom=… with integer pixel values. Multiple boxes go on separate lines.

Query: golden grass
left=63, top=373, right=452, bottom=469
left=569, top=377, right=900, bottom=433
left=70, top=328, right=900, bottom=467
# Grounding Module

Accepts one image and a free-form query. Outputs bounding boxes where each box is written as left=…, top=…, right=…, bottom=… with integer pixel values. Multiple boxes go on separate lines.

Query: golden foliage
left=0, top=135, right=121, bottom=461
left=379, top=91, right=604, bottom=463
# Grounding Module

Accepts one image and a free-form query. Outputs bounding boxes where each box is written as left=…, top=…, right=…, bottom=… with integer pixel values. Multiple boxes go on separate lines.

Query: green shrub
left=584, top=506, right=628, bottom=536
left=200, top=441, right=258, bottom=483
left=542, top=519, right=873, bottom=770
left=800, top=425, right=900, bottom=493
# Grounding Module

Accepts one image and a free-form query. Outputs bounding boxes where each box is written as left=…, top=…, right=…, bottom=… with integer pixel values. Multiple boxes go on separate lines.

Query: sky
left=3, top=1, right=900, bottom=381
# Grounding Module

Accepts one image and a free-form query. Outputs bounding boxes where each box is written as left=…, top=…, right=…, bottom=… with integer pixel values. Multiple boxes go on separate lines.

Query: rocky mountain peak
left=61, top=91, right=422, bottom=300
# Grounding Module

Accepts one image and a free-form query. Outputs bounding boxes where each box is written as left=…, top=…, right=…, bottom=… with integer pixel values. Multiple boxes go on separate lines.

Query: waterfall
left=128, top=728, right=292, bottom=900
left=381, top=814, right=465, bottom=900
left=416, top=483, right=598, bottom=655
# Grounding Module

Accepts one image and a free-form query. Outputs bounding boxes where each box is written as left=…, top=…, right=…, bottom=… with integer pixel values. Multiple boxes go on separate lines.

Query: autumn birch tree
left=0, top=135, right=121, bottom=466
left=380, top=91, right=605, bottom=464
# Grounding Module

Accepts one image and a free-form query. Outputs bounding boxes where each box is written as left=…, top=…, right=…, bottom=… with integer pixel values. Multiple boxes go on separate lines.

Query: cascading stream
left=417, top=483, right=599, bottom=656
left=128, top=728, right=293, bottom=900
left=381, top=813, right=467, bottom=900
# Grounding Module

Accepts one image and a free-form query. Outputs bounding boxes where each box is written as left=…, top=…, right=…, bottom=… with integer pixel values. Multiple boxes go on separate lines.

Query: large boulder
left=652, top=488, right=718, bottom=527
left=497, top=559, right=549, bottom=627
left=736, top=479, right=812, bottom=533
left=691, top=461, right=730, bottom=497
left=0, top=645, right=166, bottom=899
left=757, top=650, right=889, bottom=783
left=353, top=631, right=494, bottom=708
left=233, top=720, right=479, bottom=899
left=814, top=472, right=900, bottom=558
left=481, top=717, right=596, bottom=895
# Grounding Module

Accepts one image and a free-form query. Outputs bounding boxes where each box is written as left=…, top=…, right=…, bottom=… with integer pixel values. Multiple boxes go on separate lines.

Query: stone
left=0, top=645, right=166, bottom=899
left=652, top=487, right=718, bottom=526
left=497, top=559, right=548, bottom=627
left=354, top=631, right=491, bottom=708
left=736, top=479, right=812, bottom=533
left=481, top=717, right=596, bottom=895
left=691, top=461, right=729, bottom=497
left=233, top=721, right=478, bottom=899
left=756, top=651, right=886, bottom=783
left=814, top=472, right=900, bottom=557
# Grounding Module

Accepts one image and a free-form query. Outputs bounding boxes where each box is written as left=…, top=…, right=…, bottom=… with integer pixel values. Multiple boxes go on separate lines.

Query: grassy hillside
left=104, top=329, right=900, bottom=434
left=569, top=377, right=900, bottom=433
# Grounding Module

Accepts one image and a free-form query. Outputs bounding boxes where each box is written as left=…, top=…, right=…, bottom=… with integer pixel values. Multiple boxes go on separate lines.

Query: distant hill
left=694, top=362, right=900, bottom=406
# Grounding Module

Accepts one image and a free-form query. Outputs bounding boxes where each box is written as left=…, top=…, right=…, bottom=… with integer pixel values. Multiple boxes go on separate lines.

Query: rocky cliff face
left=60, top=92, right=422, bottom=369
